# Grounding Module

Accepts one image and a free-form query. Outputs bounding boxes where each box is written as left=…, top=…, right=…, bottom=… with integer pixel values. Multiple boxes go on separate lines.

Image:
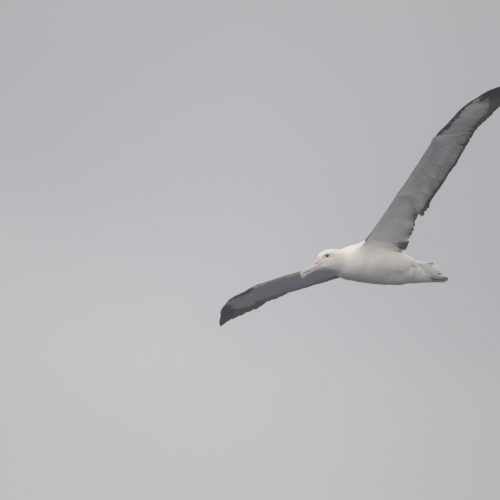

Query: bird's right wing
left=220, top=269, right=338, bottom=325
left=366, top=87, right=500, bottom=251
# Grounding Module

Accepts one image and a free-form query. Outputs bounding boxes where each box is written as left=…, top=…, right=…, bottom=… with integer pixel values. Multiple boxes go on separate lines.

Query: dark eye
left=324, top=253, right=330, bottom=258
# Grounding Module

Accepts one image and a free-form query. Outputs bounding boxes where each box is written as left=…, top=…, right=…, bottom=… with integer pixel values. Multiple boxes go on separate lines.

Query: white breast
left=337, top=242, right=432, bottom=284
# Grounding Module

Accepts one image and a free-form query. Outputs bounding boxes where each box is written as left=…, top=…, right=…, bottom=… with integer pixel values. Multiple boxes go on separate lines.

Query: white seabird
left=220, top=87, right=500, bottom=325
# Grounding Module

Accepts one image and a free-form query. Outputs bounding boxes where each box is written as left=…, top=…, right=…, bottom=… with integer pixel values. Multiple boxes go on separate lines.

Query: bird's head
left=300, top=249, right=339, bottom=277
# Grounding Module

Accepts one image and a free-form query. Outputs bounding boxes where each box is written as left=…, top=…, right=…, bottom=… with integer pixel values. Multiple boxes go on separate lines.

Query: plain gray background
left=1, top=1, right=500, bottom=499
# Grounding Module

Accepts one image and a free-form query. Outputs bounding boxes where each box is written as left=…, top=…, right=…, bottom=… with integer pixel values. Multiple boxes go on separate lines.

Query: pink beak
left=300, top=258, right=321, bottom=278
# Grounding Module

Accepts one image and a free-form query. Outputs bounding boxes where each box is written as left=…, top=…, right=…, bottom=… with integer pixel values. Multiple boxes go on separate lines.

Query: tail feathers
left=424, top=262, right=448, bottom=282
left=431, top=274, right=448, bottom=282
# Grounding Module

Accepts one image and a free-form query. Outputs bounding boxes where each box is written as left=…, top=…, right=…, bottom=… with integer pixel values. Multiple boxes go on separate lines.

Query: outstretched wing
left=367, top=87, right=500, bottom=251
left=220, top=269, right=338, bottom=325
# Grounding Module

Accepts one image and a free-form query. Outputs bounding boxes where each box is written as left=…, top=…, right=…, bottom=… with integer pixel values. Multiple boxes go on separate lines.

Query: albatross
left=220, top=87, right=500, bottom=325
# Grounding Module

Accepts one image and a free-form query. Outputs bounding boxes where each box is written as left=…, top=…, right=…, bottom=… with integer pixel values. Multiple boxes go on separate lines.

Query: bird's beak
left=300, top=259, right=321, bottom=278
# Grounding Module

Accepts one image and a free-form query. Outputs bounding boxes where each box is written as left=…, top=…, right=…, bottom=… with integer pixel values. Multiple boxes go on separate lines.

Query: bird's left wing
left=220, top=269, right=338, bottom=325
left=367, top=87, right=500, bottom=251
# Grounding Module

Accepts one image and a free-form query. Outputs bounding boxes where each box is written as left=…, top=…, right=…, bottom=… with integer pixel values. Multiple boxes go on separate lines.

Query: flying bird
left=220, top=87, right=500, bottom=325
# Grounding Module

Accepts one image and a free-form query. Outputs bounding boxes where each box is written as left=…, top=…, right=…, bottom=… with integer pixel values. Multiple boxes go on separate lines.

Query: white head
left=300, top=249, right=339, bottom=278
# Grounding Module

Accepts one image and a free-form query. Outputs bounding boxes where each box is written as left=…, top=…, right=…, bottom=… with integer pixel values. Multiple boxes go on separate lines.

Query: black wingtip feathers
left=478, top=86, right=500, bottom=106
left=219, top=304, right=237, bottom=326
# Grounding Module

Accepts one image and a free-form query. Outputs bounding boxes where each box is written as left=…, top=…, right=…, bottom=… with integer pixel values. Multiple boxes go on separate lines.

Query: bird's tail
left=431, top=274, right=448, bottom=282
left=425, top=262, right=448, bottom=282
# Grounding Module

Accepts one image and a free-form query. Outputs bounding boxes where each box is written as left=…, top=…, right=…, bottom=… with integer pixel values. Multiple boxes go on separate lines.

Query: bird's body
left=332, top=242, right=446, bottom=285
left=220, top=87, right=500, bottom=325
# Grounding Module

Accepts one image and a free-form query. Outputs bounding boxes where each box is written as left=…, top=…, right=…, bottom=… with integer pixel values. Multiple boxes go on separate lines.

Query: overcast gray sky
left=1, top=1, right=500, bottom=499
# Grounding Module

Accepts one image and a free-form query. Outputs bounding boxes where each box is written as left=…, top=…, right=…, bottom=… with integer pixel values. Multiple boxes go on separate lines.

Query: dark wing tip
left=437, top=86, right=500, bottom=136
left=219, top=297, right=266, bottom=326
left=219, top=303, right=235, bottom=326
left=478, top=86, right=500, bottom=106
left=219, top=286, right=254, bottom=326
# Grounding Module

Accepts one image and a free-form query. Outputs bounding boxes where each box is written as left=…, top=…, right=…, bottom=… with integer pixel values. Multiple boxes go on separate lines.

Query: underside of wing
left=220, top=269, right=338, bottom=325
left=367, top=87, right=500, bottom=250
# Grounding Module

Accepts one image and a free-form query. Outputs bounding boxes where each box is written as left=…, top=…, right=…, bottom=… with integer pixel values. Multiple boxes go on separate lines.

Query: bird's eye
left=324, top=253, right=330, bottom=258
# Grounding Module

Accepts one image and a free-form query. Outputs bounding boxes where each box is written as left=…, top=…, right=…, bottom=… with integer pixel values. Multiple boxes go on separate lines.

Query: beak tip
left=300, top=261, right=320, bottom=278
